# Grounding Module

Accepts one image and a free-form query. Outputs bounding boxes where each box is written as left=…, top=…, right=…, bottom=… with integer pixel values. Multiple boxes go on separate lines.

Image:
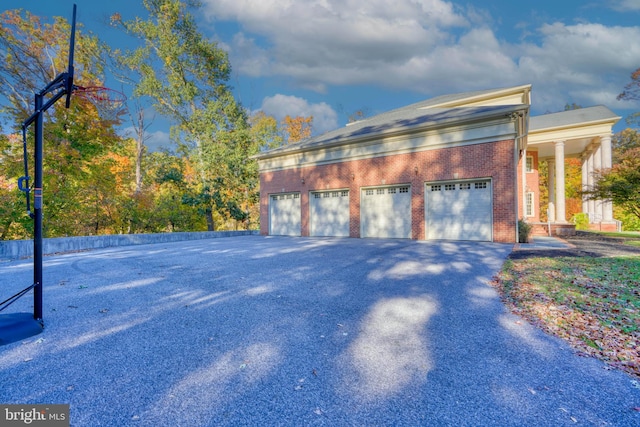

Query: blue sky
left=6, top=0, right=640, bottom=149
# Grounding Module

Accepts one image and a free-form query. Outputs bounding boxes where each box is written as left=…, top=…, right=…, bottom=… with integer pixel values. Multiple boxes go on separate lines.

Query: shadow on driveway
left=1, top=236, right=639, bottom=426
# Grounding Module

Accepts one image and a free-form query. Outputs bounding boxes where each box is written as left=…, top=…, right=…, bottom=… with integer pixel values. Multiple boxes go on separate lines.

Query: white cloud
left=146, top=130, right=172, bottom=152
left=123, top=126, right=172, bottom=152
left=516, top=23, right=640, bottom=111
left=203, top=0, right=469, bottom=91
left=260, top=94, right=338, bottom=135
left=203, top=0, right=640, bottom=113
left=609, top=0, right=640, bottom=11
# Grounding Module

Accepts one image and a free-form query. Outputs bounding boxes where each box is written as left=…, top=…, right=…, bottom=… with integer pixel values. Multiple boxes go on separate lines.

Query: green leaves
left=114, top=0, right=254, bottom=229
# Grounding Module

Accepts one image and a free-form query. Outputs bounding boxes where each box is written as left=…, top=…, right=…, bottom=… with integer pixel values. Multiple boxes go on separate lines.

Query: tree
left=128, top=100, right=153, bottom=193
left=612, top=128, right=640, bottom=162
left=112, top=0, right=253, bottom=231
left=281, top=115, right=313, bottom=143
left=584, top=147, right=640, bottom=222
left=250, top=111, right=283, bottom=150
left=618, top=68, right=640, bottom=102
left=0, top=9, right=124, bottom=238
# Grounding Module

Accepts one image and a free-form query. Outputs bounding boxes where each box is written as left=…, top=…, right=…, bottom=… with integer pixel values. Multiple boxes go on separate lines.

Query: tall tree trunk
left=205, top=207, right=214, bottom=231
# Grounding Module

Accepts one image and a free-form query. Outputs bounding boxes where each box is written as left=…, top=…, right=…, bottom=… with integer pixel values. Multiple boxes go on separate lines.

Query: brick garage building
left=255, top=85, right=620, bottom=243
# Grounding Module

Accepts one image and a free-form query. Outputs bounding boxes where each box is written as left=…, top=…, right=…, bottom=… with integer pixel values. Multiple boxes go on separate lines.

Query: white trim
left=259, top=120, right=517, bottom=173
left=525, top=192, right=535, bottom=217
left=525, top=155, right=534, bottom=173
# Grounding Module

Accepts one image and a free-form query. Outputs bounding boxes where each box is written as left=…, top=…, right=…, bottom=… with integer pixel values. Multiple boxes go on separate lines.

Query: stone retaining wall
left=0, top=230, right=259, bottom=261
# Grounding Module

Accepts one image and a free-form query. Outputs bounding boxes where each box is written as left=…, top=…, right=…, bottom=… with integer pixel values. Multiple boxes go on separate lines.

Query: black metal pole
left=33, top=93, right=44, bottom=322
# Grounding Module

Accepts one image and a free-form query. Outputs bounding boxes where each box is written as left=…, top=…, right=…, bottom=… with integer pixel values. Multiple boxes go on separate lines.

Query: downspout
left=512, top=110, right=529, bottom=243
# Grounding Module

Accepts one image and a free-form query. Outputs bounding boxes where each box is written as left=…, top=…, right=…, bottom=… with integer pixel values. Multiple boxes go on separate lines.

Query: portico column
left=547, top=159, right=556, bottom=222
left=554, top=141, right=567, bottom=223
left=600, top=134, right=614, bottom=222
left=587, top=150, right=595, bottom=220
left=593, top=143, right=603, bottom=221
left=581, top=155, right=589, bottom=215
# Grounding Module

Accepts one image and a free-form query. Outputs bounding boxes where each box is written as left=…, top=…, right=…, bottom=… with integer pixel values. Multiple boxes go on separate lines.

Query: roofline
left=529, top=116, right=621, bottom=135
left=422, top=84, right=532, bottom=110
left=254, top=104, right=529, bottom=161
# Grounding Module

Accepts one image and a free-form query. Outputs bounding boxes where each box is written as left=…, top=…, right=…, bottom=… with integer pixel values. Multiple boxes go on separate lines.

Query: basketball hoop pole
left=20, top=4, right=76, bottom=323
left=22, top=75, right=71, bottom=322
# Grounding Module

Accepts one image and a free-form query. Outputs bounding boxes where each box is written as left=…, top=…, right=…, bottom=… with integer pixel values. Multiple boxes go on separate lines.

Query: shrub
left=518, top=219, right=532, bottom=243
left=572, top=213, right=590, bottom=230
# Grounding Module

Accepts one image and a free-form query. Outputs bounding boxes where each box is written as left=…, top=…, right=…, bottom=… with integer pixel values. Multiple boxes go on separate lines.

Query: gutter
left=511, top=109, right=530, bottom=243
left=253, top=104, right=529, bottom=161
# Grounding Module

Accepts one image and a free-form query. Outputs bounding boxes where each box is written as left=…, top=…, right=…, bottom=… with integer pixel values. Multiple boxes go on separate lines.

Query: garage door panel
left=310, top=190, right=349, bottom=237
left=426, top=181, right=492, bottom=241
left=269, top=193, right=301, bottom=236
left=361, top=186, right=411, bottom=239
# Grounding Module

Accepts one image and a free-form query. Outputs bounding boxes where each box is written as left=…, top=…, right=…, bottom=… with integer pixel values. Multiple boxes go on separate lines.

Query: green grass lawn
left=494, top=255, right=640, bottom=378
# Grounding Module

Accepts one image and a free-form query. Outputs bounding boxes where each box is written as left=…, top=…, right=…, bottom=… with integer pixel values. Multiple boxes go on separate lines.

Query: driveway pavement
left=1, top=236, right=639, bottom=426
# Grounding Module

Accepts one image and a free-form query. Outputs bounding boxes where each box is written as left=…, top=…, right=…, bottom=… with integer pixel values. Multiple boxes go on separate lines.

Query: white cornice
left=258, top=115, right=519, bottom=173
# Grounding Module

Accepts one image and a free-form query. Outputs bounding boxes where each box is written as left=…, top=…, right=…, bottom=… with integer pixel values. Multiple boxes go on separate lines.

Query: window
left=399, top=187, right=409, bottom=193
left=365, top=189, right=374, bottom=196
left=271, top=195, right=278, bottom=201
left=314, top=193, right=321, bottom=199
left=526, top=192, right=534, bottom=217
left=475, top=182, right=487, bottom=189
left=331, top=192, right=339, bottom=197
left=431, top=185, right=441, bottom=192
left=388, top=188, right=397, bottom=194
left=341, top=191, right=348, bottom=197
left=526, top=156, right=534, bottom=173
left=460, top=183, right=471, bottom=190
left=445, top=184, right=455, bottom=191
left=323, top=192, right=330, bottom=198
left=293, top=194, right=300, bottom=199
left=377, top=188, right=385, bottom=195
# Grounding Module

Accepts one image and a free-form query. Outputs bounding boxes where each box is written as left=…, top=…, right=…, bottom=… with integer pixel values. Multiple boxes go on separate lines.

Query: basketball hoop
left=74, top=86, right=127, bottom=123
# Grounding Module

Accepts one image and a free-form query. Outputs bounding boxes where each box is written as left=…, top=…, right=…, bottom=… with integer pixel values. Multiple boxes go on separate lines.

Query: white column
left=554, top=141, right=567, bottom=223
left=522, top=148, right=527, bottom=220
left=587, top=150, right=595, bottom=220
left=600, top=134, right=614, bottom=222
left=548, top=159, right=556, bottom=222
left=593, top=143, right=603, bottom=221
left=581, top=155, right=589, bottom=215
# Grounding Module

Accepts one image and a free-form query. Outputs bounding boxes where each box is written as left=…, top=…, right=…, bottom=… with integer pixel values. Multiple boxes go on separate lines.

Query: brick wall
left=260, top=139, right=518, bottom=243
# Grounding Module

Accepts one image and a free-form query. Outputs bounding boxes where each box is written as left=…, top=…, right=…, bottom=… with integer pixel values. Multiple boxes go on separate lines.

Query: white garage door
left=310, top=190, right=350, bottom=237
left=426, top=180, right=492, bottom=241
left=361, top=185, right=411, bottom=239
left=269, top=193, right=301, bottom=236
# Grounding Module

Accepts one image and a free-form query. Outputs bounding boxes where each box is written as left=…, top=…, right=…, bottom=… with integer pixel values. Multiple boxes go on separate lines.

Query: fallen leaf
left=314, top=408, right=323, bottom=415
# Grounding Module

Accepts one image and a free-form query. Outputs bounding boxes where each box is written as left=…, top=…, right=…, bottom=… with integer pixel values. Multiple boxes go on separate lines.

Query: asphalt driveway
left=1, top=236, right=639, bottom=426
